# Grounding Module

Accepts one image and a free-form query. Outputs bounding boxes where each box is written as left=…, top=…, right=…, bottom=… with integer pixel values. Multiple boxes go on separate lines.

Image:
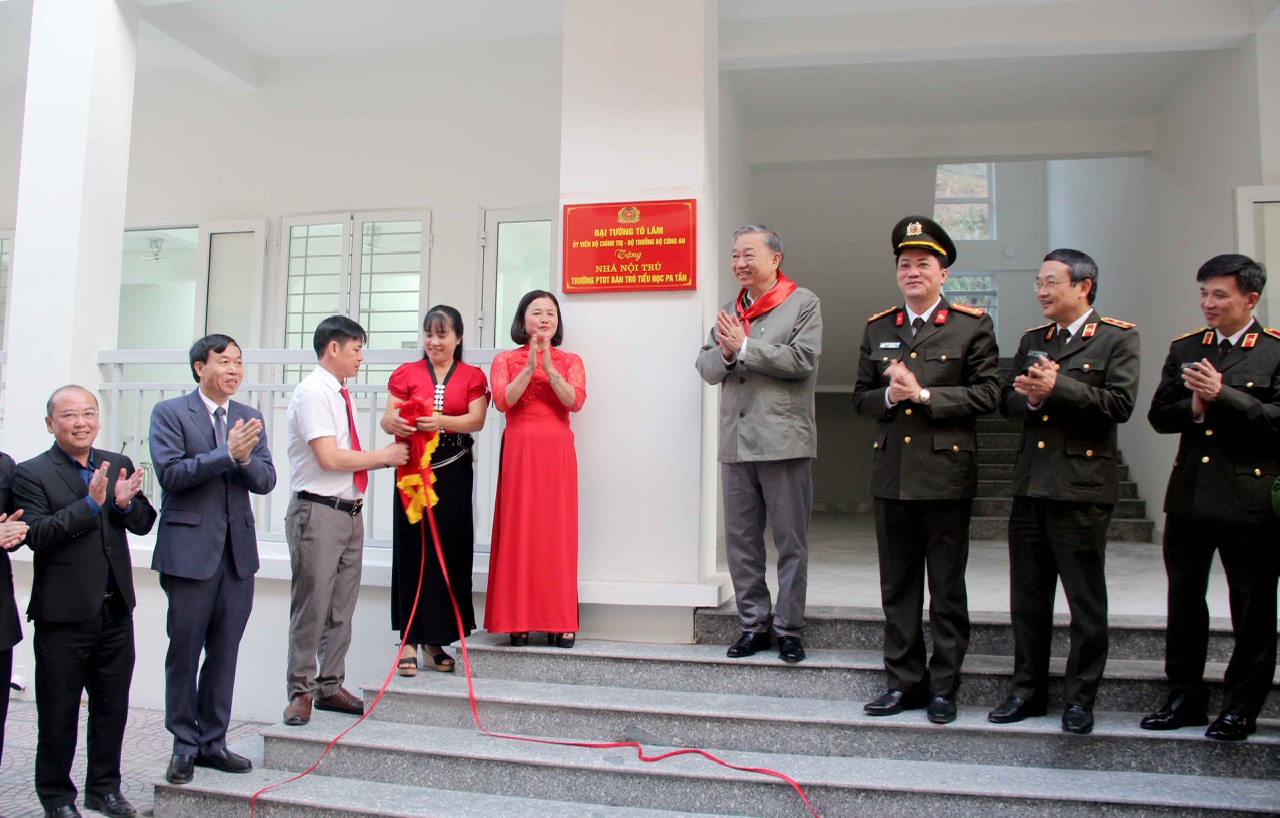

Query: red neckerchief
left=735, top=272, right=798, bottom=335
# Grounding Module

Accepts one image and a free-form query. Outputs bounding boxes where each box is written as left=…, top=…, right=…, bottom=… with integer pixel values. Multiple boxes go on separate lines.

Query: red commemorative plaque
left=562, top=199, right=696, bottom=293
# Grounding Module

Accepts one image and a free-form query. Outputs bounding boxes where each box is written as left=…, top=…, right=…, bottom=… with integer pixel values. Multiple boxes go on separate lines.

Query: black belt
left=297, top=491, right=363, bottom=516
left=437, top=432, right=473, bottom=447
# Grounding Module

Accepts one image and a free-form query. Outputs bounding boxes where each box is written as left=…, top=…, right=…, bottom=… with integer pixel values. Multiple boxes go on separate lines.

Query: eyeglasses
left=55, top=410, right=99, bottom=422
left=1032, top=278, right=1066, bottom=292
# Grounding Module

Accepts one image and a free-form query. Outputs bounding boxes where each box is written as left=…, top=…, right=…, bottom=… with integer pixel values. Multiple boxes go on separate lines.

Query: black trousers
left=1163, top=515, right=1280, bottom=718
left=0, top=646, right=11, bottom=764
left=33, top=594, right=134, bottom=809
left=873, top=498, right=972, bottom=698
left=1008, top=496, right=1111, bottom=708
left=161, top=543, right=254, bottom=756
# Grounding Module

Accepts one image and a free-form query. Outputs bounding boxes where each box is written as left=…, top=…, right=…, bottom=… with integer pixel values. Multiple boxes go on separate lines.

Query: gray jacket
left=696, top=286, right=822, bottom=463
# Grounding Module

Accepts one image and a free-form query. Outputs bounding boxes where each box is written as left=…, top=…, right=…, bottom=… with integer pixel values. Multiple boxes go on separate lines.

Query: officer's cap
left=892, top=216, right=957, bottom=267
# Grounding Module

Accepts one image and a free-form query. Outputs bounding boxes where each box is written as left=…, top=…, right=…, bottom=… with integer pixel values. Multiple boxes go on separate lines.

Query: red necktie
left=340, top=387, right=368, bottom=493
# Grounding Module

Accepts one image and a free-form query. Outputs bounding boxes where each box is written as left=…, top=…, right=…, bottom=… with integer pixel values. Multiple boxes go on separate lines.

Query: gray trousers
left=722, top=458, right=812, bottom=637
left=286, top=496, right=364, bottom=699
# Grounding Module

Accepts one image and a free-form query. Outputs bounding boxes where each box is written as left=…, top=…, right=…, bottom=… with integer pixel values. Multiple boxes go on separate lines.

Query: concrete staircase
left=972, top=414, right=1157, bottom=542
left=154, top=609, right=1280, bottom=817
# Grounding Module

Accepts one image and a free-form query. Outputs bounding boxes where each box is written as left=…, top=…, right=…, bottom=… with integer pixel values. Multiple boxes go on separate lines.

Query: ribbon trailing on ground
left=251, top=411, right=822, bottom=818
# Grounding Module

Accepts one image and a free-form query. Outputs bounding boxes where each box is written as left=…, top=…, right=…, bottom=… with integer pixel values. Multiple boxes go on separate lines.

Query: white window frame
left=197, top=219, right=270, bottom=348
left=273, top=210, right=433, bottom=351
left=477, top=205, right=557, bottom=348
left=1236, top=185, right=1280, bottom=327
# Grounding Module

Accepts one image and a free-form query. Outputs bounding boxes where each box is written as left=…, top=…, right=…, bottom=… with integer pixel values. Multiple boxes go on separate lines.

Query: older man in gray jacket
left=696, top=224, right=822, bottom=664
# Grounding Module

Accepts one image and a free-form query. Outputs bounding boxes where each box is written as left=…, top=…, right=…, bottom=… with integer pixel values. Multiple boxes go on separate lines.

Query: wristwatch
left=916, top=388, right=931, bottom=405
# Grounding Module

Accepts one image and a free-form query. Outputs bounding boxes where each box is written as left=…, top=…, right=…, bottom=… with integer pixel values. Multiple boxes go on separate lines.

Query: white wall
left=753, top=159, right=1047, bottom=507
left=1057, top=46, right=1264, bottom=537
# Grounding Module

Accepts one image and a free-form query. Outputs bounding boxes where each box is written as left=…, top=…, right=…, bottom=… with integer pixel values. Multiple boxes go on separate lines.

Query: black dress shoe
left=83, top=791, right=136, bottom=817
left=864, top=688, right=928, bottom=716
left=1139, top=691, right=1209, bottom=730
left=44, top=806, right=81, bottom=818
left=927, top=694, right=957, bottom=724
left=1205, top=712, right=1256, bottom=742
left=165, top=753, right=195, bottom=784
left=726, top=631, right=771, bottom=658
left=196, top=747, right=253, bottom=773
left=1062, top=704, right=1094, bottom=734
left=987, top=694, right=1049, bottom=724
left=777, top=636, right=805, bottom=664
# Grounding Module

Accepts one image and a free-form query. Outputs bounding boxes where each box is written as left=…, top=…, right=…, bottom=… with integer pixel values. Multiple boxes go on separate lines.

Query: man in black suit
left=987, top=249, right=1140, bottom=735
left=1144, top=253, right=1280, bottom=742
left=149, top=335, right=276, bottom=785
left=853, top=216, right=1000, bottom=724
left=0, top=452, right=31, bottom=764
left=13, top=385, right=156, bottom=818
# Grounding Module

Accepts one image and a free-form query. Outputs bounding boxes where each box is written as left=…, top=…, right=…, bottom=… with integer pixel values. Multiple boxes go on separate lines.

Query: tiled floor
left=0, top=513, right=1231, bottom=816
left=0, top=701, right=264, bottom=818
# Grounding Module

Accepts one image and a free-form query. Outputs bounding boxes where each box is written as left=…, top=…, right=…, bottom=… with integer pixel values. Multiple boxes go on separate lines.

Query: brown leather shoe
left=314, top=686, right=364, bottom=716
left=283, top=693, right=312, bottom=726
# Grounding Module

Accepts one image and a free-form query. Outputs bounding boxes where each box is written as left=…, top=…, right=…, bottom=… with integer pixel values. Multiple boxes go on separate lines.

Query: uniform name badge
left=879, top=342, right=901, bottom=349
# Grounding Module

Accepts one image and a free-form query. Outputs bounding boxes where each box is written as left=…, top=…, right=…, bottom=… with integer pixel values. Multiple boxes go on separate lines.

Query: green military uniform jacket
left=1002, top=309, right=1140, bottom=505
left=1149, top=318, right=1280, bottom=524
left=853, top=296, right=1000, bottom=500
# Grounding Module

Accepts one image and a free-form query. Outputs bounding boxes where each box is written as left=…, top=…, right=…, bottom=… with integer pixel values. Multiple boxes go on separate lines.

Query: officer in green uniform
left=853, top=216, right=1000, bottom=724
left=1144, top=253, right=1280, bottom=742
left=987, top=248, right=1140, bottom=735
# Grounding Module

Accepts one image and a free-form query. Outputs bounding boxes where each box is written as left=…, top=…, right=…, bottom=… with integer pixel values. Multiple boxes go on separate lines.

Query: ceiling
left=2, top=0, right=1275, bottom=161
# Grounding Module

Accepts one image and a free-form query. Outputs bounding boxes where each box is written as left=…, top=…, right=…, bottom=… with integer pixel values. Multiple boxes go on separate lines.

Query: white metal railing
left=96, top=348, right=504, bottom=556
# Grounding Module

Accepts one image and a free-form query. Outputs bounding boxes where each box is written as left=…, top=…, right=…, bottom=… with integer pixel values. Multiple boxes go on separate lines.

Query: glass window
left=945, top=273, right=998, bottom=335
left=934, top=163, right=994, bottom=240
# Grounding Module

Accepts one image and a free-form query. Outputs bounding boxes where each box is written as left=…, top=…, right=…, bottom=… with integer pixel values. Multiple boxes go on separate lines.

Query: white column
left=3, top=0, right=138, bottom=458
left=559, top=0, right=729, bottom=640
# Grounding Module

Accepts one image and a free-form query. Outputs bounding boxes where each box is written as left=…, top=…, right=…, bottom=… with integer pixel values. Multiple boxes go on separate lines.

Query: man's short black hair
left=1196, top=253, right=1266, bottom=296
left=312, top=315, right=368, bottom=358
left=510, top=290, right=565, bottom=347
left=189, top=334, right=240, bottom=382
left=1043, top=248, right=1099, bottom=305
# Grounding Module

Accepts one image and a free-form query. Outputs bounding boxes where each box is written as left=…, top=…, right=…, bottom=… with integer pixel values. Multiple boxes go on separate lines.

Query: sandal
left=397, top=656, right=418, bottom=677
left=510, top=632, right=529, bottom=647
left=549, top=632, right=576, bottom=649
left=429, top=652, right=455, bottom=673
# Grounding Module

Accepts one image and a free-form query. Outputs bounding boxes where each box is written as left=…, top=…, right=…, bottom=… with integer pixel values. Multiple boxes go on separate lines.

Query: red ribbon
left=734, top=271, right=798, bottom=335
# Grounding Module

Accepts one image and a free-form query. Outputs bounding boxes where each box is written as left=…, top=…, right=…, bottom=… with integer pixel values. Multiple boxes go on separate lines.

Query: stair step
left=155, top=768, right=735, bottom=818
left=449, top=634, right=1280, bottom=718
left=257, top=717, right=1280, bottom=817
left=979, top=463, right=1133, bottom=482
left=363, top=674, right=1280, bottom=780
left=691, top=604, right=1245, bottom=663
left=971, top=497, right=1148, bottom=518
left=977, top=447, right=1016, bottom=464
left=970, top=516, right=1154, bottom=542
left=977, top=480, right=1140, bottom=499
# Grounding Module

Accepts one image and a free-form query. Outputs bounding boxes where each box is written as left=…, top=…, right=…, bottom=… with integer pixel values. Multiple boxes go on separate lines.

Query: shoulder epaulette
left=867, top=306, right=898, bottom=323
left=949, top=303, right=986, bottom=317
left=1172, top=327, right=1208, bottom=341
left=1264, top=328, right=1280, bottom=340
left=1101, top=317, right=1136, bottom=329
left=1023, top=321, right=1053, bottom=334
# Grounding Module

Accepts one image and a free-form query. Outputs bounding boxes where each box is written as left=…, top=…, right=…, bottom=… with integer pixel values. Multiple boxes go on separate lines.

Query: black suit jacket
left=0, top=454, right=23, bottom=652
left=13, top=445, right=157, bottom=623
left=1148, top=319, right=1280, bottom=524
left=853, top=296, right=1001, bottom=500
left=1002, top=310, right=1141, bottom=504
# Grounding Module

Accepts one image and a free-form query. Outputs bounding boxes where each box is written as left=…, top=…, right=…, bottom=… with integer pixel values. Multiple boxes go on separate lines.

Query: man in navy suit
left=149, top=335, right=276, bottom=785
left=14, top=385, right=156, bottom=818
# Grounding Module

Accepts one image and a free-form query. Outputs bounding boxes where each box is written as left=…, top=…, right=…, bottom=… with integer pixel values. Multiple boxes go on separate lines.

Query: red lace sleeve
left=563, top=351, right=587, bottom=412
left=491, top=350, right=514, bottom=413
